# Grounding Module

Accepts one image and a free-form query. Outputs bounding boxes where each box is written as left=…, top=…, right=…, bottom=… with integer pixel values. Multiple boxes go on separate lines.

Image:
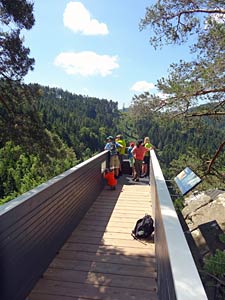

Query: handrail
left=150, top=149, right=208, bottom=300
left=0, top=151, right=108, bottom=300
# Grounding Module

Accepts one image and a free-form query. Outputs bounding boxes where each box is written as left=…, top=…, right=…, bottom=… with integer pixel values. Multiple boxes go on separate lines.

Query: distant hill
left=0, top=82, right=224, bottom=203
left=0, top=83, right=122, bottom=204
left=33, top=84, right=122, bottom=160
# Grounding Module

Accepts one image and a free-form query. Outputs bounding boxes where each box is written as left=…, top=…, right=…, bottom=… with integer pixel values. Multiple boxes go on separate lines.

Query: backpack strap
left=131, top=232, right=147, bottom=245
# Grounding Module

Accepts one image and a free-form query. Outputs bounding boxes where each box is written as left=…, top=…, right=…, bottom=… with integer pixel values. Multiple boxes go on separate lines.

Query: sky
left=23, top=0, right=191, bottom=108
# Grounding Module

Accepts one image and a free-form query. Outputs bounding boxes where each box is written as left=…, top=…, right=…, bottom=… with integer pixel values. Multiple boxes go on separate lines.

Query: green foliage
left=0, top=0, right=35, bottom=81
left=140, top=0, right=205, bottom=47
left=219, top=233, right=225, bottom=244
left=133, top=0, right=225, bottom=150
left=0, top=82, right=123, bottom=203
left=203, top=249, right=225, bottom=299
left=167, top=150, right=225, bottom=191
left=116, top=111, right=139, bottom=142
left=0, top=138, right=78, bottom=205
left=128, top=109, right=225, bottom=190
left=1, top=80, right=224, bottom=205
left=34, top=85, right=122, bottom=160
left=173, top=197, right=185, bottom=211
left=204, top=249, right=225, bottom=277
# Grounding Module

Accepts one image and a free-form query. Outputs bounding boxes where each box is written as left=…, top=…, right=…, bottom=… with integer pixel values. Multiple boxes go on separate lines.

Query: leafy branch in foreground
left=132, top=0, right=225, bottom=174
left=140, top=0, right=225, bottom=47
left=0, top=0, right=35, bottom=83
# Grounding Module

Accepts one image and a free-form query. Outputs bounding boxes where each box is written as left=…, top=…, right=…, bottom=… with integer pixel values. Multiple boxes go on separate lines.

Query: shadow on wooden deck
left=28, top=175, right=157, bottom=300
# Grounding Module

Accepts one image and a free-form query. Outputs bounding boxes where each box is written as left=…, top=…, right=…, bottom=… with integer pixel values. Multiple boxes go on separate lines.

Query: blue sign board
left=174, top=167, right=202, bottom=195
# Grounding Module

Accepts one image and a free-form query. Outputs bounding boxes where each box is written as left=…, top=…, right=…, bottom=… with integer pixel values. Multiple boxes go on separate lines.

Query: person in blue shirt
left=104, top=136, right=122, bottom=178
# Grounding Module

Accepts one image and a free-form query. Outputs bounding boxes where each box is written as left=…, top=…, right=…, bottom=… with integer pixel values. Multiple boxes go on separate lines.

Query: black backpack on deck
left=132, top=214, right=154, bottom=239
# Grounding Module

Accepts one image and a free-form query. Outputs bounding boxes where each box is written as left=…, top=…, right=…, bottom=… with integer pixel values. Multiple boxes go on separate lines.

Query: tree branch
left=194, top=88, right=225, bottom=96
left=213, top=100, right=225, bottom=110
left=199, top=270, right=225, bottom=287
left=186, top=111, right=225, bottom=117
left=170, top=9, right=225, bottom=21
left=207, top=141, right=225, bottom=174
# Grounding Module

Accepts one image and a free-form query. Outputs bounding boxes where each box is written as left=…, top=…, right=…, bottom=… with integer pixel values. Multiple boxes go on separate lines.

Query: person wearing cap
left=128, top=141, right=135, bottom=177
left=104, top=136, right=114, bottom=150
left=131, top=139, right=149, bottom=182
left=104, top=136, right=122, bottom=178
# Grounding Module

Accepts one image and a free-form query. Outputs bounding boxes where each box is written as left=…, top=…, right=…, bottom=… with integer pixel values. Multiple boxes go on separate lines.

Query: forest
left=0, top=82, right=224, bottom=205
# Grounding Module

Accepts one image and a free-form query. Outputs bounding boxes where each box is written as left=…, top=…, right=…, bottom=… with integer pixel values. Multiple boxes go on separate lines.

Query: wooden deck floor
left=28, top=176, right=157, bottom=300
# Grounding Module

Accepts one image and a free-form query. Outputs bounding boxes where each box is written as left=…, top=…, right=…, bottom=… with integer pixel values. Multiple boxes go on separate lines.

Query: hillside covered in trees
left=35, top=84, right=121, bottom=160
left=132, top=0, right=225, bottom=193
left=0, top=82, right=122, bottom=204
left=0, top=82, right=224, bottom=205
left=129, top=107, right=225, bottom=197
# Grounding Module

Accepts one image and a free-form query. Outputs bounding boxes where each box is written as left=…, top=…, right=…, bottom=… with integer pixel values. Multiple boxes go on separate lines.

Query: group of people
left=104, top=135, right=154, bottom=189
left=128, top=137, right=153, bottom=182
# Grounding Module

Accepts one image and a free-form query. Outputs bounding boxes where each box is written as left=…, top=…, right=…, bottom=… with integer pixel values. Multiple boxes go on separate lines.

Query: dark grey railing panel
left=150, top=150, right=208, bottom=300
left=0, top=151, right=108, bottom=300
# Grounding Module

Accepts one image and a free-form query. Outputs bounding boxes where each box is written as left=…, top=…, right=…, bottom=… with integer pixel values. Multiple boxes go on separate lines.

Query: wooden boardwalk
left=28, top=176, right=157, bottom=300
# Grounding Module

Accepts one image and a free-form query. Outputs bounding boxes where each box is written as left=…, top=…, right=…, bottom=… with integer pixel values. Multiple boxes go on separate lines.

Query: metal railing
left=150, top=149, right=208, bottom=300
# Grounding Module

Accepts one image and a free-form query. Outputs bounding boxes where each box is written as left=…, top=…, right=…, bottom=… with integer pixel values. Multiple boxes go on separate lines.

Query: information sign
left=174, top=167, right=202, bottom=195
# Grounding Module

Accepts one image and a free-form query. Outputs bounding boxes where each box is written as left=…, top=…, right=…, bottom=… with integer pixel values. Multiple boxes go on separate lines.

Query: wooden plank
left=28, top=293, right=78, bottom=300
left=49, top=257, right=156, bottom=277
left=86, top=206, right=152, bottom=214
left=77, top=224, right=136, bottom=233
left=32, top=279, right=157, bottom=300
left=28, top=179, right=157, bottom=300
left=71, top=230, right=151, bottom=241
left=43, top=269, right=157, bottom=291
left=77, top=218, right=146, bottom=227
left=66, top=237, right=155, bottom=249
left=57, top=249, right=156, bottom=266
left=61, top=243, right=155, bottom=257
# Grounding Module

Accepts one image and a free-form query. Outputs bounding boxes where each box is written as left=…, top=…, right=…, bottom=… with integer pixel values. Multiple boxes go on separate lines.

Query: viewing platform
left=0, top=150, right=208, bottom=300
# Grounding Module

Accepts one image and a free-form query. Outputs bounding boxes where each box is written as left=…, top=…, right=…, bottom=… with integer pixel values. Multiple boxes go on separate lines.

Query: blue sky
left=23, top=1, right=191, bottom=108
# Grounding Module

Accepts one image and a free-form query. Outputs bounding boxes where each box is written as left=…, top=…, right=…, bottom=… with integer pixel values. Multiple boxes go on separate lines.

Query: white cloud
left=54, top=51, right=119, bottom=76
left=131, top=81, right=155, bottom=92
left=63, top=2, right=109, bottom=35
